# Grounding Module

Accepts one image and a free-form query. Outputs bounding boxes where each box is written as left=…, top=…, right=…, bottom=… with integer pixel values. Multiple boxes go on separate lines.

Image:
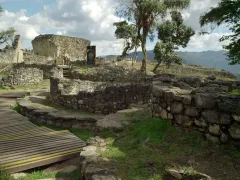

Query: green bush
left=11, top=103, right=21, bottom=113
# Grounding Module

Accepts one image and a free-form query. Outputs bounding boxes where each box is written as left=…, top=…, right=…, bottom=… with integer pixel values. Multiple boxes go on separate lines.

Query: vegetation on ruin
left=153, top=11, right=195, bottom=72
left=114, top=0, right=192, bottom=73
left=6, top=106, right=240, bottom=180
left=230, top=90, right=240, bottom=95
left=200, top=0, right=240, bottom=65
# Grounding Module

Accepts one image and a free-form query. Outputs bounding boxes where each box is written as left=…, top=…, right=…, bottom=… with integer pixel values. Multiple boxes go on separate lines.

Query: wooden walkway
left=0, top=96, right=86, bottom=173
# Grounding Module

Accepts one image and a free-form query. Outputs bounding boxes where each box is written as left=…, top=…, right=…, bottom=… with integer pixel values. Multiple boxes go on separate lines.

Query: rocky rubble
left=80, top=137, right=121, bottom=180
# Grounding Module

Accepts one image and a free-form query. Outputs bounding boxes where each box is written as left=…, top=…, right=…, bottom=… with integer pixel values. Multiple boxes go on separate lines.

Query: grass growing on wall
left=3, top=106, right=240, bottom=180
left=229, top=90, right=240, bottom=95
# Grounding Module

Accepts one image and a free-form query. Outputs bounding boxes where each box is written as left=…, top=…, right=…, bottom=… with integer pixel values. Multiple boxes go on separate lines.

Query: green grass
left=97, top=113, right=240, bottom=180
left=11, top=103, right=21, bottom=113
left=229, top=90, right=240, bottom=95
left=2, top=107, right=240, bottom=180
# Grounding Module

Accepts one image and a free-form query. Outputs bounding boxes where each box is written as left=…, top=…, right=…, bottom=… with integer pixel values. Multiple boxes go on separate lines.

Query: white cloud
left=0, top=0, right=231, bottom=55
left=0, top=9, right=40, bottom=41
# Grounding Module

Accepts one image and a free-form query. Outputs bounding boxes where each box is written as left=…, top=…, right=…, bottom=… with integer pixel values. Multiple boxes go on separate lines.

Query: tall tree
left=113, top=20, right=140, bottom=65
left=153, top=11, right=195, bottom=72
left=0, top=6, right=16, bottom=47
left=200, top=0, right=240, bottom=65
left=115, top=0, right=191, bottom=73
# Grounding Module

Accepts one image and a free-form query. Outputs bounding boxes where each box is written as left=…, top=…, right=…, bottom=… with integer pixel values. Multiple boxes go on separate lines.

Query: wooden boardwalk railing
left=0, top=105, right=86, bottom=173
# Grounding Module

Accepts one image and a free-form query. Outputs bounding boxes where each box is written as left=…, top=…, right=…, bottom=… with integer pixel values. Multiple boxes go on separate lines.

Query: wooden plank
left=0, top=147, right=83, bottom=166
left=0, top=127, right=54, bottom=139
left=3, top=152, right=80, bottom=173
left=0, top=132, right=78, bottom=146
left=0, top=141, right=84, bottom=162
left=0, top=130, right=70, bottom=142
left=1, top=138, right=85, bottom=156
left=0, top=136, right=78, bottom=152
left=0, top=142, right=85, bottom=162
left=0, top=103, right=86, bottom=173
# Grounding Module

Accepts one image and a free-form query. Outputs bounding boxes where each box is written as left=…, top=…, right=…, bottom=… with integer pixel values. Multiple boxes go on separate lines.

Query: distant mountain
left=103, top=50, right=240, bottom=76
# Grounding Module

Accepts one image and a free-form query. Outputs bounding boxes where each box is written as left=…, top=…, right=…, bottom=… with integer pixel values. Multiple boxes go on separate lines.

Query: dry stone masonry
left=0, top=67, right=43, bottom=86
left=47, top=72, right=240, bottom=144
left=13, top=63, right=63, bottom=79
left=152, top=80, right=240, bottom=144
left=32, top=34, right=91, bottom=62
left=49, top=78, right=152, bottom=114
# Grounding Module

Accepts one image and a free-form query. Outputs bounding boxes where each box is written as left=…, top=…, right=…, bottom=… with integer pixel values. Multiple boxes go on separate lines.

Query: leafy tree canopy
left=115, top=0, right=191, bottom=72
left=113, top=20, right=140, bottom=59
left=153, top=11, right=195, bottom=72
left=0, top=6, right=16, bottom=47
left=200, top=0, right=240, bottom=65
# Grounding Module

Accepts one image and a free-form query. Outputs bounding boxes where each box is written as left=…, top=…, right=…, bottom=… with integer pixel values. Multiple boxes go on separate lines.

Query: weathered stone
left=220, top=133, right=228, bottom=143
left=229, top=123, right=240, bottom=139
left=80, top=146, right=99, bottom=158
left=209, top=125, right=221, bottom=136
left=11, top=173, right=27, bottom=179
left=207, top=75, right=216, bottom=81
left=202, top=110, right=219, bottom=124
left=0, top=35, right=24, bottom=64
left=218, top=95, right=240, bottom=114
left=205, top=134, right=220, bottom=144
left=184, top=106, right=199, bottom=117
left=1, top=67, right=43, bottom=86
left=220, top=114, right=231, bottom=125
left=163, top=91, right=175, bottom=105
left=233, top=115, right=240, bottom=122
left=173, top=94, right=192, bottom=105
left=194, top=118, right=208, bottom=128
left=194, top=93, right=216, bottom=109
left=170, top=102, right=184, bottom=114
left=32, top=34, right=90, bottom=61
left=175, top=115, right=193, bottom=127
left=178, top=76, right=202, bottom=88
left=160, top=109, right=168, bottom=119
left=87, top=136, right=106, bottom=147
left=78, top=100, right=84, bottom=105
left=167, top=113, right=173, bottom=120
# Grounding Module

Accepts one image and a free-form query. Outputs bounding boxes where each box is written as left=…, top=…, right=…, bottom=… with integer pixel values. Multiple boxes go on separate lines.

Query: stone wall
left=154, top=74, right=240, bottom=91
left=13, top=63, right=63, bottom=79
left=49, top=78, right=152, bottom=114
left=23, top=52, right=55, bottom=65
left=32, top=34, right=91, bottom=62
left=151, top=84, right=240, bottom=144
left=0, top=67, right=43, bottom=86
left=0, top=35, right=24, bottom=64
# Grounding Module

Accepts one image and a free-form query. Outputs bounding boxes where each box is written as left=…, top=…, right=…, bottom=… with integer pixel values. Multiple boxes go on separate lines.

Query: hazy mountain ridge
left=103, top=50, right=240, bottom=76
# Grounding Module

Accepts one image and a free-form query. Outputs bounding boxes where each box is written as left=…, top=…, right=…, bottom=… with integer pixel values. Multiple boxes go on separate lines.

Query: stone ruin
left=0, top=34, right=91, bottom=87
left=32, top=34, right=91, bottom=64
left=0, top=34, right=24, bottom=64
left=47, top=72, right=240, bottom=145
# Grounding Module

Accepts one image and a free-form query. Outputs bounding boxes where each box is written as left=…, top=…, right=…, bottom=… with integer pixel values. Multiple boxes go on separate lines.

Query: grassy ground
left=229, top=90, right=240, bottom=95
left=73, top=61, right=236, bottom=81
left=97, top=111, right=240, bottom=180
left=4, top=108, right=240, bottom=180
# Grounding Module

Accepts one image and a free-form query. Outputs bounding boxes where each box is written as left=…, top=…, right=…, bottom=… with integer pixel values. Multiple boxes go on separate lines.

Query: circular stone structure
left=32, top=34, right=91, bottom=62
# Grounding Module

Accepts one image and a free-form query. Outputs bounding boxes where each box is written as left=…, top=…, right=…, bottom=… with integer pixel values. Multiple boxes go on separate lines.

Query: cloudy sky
left=0, top=0, right=230, bottom=56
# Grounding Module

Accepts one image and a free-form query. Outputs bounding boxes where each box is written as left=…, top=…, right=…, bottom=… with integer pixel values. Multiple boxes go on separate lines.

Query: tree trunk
left=132, top=46, right=138, bottom=67
left=140, top=26, right=148, bottom=73
left=153, top=61, right=161, bottom=73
